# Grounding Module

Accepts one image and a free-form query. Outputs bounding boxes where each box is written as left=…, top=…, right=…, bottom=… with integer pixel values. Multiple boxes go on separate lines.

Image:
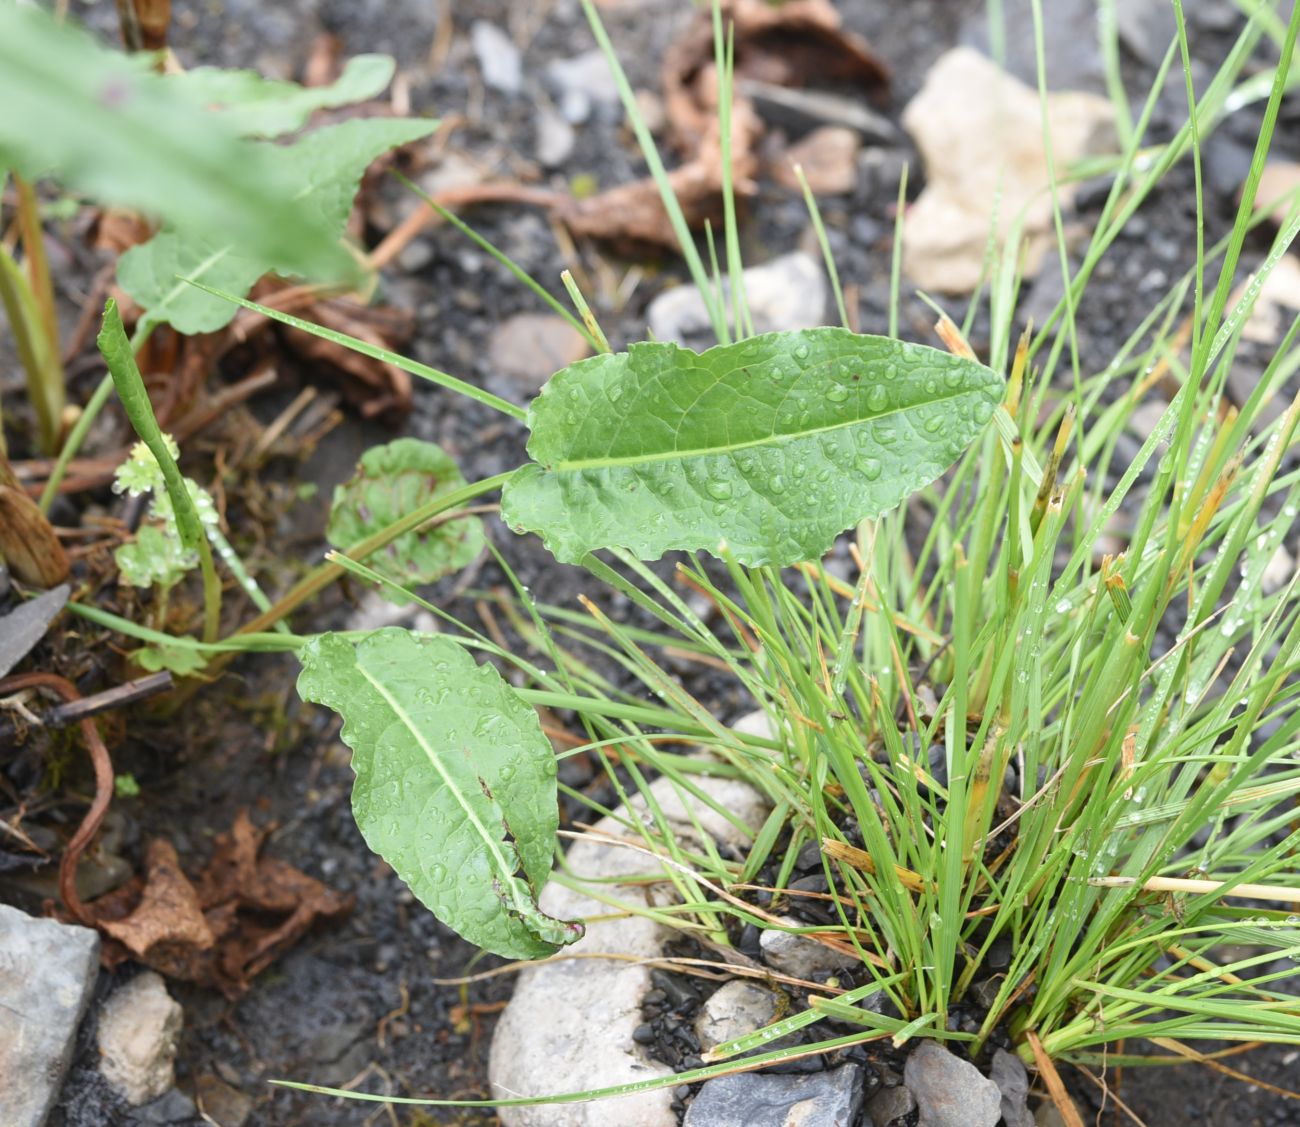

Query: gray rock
left=131, top=1088, right=199, bottom=1125
left=546, top=50, right=621, bottom=125
left=739, top=79, right=896, bottom=144
left=991, top=1048, right=1035, bottom=1127
left=97, top=972, right=183, bottom=1106
left=903, top=1041, right=1002, bottom=1127
left=647, top=252, right=826, bottom=349
left=684, top=1064, right=864, bottom=1127
left=490, top=764, right=771, bottom=1127
left=961, top=0, right=1104, bottom=93
left=758, top=917, right=857, bottom=980
left=1115, top=0, right=1178, bottom=65
left=695, top=981, right=781, bottom=1053
left=536, top=105, right=576, bottom=168
left=0, top=583, right=69, bottom=678
left=470, top=21, right=522, bottom=96
left=0, top=905, right=101, bottom=1127
left=867, top=1083, right=917, bottom=1127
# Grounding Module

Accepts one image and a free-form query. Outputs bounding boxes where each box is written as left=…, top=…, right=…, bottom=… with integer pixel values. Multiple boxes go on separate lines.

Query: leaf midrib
left=545, top=381, right=992, bottom=472
left=356, top=661, right=529, bottom=917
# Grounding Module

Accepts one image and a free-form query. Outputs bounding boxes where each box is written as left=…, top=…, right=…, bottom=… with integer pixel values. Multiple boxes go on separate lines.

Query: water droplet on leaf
left=856, top=456, right=882, bottom=481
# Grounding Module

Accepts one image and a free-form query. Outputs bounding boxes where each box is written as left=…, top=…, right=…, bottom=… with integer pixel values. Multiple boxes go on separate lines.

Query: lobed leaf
left=297, top=629, right=583, bottom=960
left=119, top=117, right=438, bottom=333
left=326, top=438, right=486, bottom=601
left=501, top=327, right=1005, bottom=566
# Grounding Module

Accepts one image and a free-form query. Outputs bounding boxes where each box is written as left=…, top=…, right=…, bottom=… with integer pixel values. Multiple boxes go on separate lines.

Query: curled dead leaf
left=100, top=838, right=216, bottom=968
left=90, top=810, right=352, bottom=997
left=561, top=0, right=887, bottom=251
left=0, top=481, right=70, bottom=588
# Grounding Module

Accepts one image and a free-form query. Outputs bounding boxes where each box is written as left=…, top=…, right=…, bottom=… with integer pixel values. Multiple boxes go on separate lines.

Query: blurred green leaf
left=173, top=54, right=396, bottom=138
left=118, top=117, right=437, bottom=333
left=132, top=642, right=208, bottom=676
left=0, top=3, right=339, bottom=278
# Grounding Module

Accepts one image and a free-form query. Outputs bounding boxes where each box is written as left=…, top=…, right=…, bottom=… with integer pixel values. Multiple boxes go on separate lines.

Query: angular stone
left=684, top=1064, right=864, bottom=1127
left=991, top=1048, right=1034, bottom=1127
left=536, top=105, right=576, bottom=168
left=490, top=765, right=770, bottom=1127
left=902, top=48, right=1116, bottom=294
left=470, top=21, right=521, bottom=96
left=903, top=1041, right=1002, bottom=1127
left=1263, top=545, right=1295, bottom=596
left=647, top=252, right=826, bottom=349
left=97, top=971, right=183, bottom=1106
left=488, top=312, right=591, bottom=396
left=0, top=905, right=101, bottom=1127
left=695, top=981, right=781, bottom=1053
left=773, top=127, right=859, bottom=196
left=758, top=917, right=857, bottom=980
left=868, top=1083, right=917, bottom=1127
left=1255, top=161, right=1300, bottom=227
left=547, top=50, right=621, bottom=125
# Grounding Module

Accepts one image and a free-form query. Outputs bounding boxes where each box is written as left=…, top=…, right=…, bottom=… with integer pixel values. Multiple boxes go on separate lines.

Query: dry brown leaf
left=270, top=291, right=416, bottom=419
left=90, top=811, right=352, bottom=997
left=561, top=0, right=886, bottom=251
left=663, top=0, right=888, bottom=154
left=0, top=458, right=70, bottom=586
left=100, top=839, right=216, bottom=965
left=116, top=0, right=171, bottom=51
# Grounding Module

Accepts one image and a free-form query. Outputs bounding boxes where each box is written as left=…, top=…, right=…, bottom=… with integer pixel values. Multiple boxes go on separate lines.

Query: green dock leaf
left=502, top=327, right=1004, bottom=567
left=297, top=629, right=582, bottom=960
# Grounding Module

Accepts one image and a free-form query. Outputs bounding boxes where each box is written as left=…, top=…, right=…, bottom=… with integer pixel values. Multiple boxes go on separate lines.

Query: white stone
left=546, top=50, right=621, bottom=125
left=97, top=971, right=183, bottom=1106
left=470, top=21, right=522, bottom=96
left=343, top=590, right=438, bottom=634
left=536, top=105, right=576, bottom=168
left=902, top=48, right=1116, bottom=294
left=490, top=760, right=771, bottom=1126
left=0, top=905, right=101, bottom=1127
left=758, top=917, right=858, bottom=980
left=1263, top=545, right=1295, bottom=595
left=647, top=252, right=827, bottom=347
left=1238, top=254, right=1300, bottom=344
left=694, top=981, right=780, bottom=1053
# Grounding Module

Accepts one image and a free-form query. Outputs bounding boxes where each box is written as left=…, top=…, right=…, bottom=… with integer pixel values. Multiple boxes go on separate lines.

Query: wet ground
left=4, top=0, right=1299, bottom=1123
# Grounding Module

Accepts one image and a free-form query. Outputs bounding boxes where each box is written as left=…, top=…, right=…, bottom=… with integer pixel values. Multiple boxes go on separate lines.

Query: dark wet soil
left=4, top=0, right=1299, bottom=1124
